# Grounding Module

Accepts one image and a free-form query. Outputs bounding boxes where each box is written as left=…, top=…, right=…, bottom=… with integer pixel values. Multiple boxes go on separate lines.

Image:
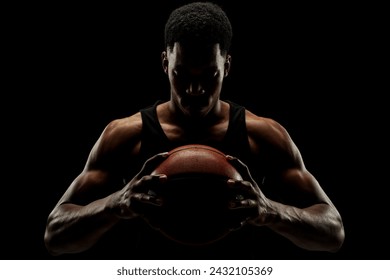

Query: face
left=162, top=43, right=231, bottom=118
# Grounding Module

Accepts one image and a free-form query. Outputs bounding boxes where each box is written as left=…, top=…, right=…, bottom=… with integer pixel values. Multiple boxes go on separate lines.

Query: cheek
left=170, top=79, right=185, bottom=94
left=167, top=70, right=179, bottom=86
left=208, top=79, right=223, bottom=95
left=168, top=78, right=185, bottom=100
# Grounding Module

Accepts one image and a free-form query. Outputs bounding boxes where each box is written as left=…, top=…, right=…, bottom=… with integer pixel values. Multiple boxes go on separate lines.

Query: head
left=162, top=2, right=233, bottom=118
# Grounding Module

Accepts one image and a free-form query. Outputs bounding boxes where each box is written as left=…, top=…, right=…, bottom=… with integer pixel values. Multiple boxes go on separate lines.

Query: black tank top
left=139, top=100, right=251, bottom=163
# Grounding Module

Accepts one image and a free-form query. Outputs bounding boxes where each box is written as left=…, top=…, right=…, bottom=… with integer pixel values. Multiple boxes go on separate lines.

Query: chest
left=160, top=120, right=229, bottom=144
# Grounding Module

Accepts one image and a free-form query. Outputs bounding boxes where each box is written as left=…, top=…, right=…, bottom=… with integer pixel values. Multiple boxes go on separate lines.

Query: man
left=44, top=1, right=344, bottom=259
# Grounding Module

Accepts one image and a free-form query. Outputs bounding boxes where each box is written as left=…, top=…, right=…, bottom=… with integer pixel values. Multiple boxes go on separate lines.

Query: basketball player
left=44, top=1, right=345, bottom=259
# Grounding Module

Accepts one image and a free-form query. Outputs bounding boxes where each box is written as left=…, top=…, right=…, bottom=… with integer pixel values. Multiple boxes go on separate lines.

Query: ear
left=224, top=54, right=231, bottom=77
left=161, top=51, right=168, bottom=74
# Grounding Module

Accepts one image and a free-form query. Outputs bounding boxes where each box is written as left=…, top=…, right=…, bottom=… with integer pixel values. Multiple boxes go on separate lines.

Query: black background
left=3, top=0, right=387, bottom=260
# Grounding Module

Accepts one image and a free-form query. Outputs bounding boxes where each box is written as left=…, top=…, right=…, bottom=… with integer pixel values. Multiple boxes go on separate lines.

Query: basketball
left=147, top=144, right=243, bottom=245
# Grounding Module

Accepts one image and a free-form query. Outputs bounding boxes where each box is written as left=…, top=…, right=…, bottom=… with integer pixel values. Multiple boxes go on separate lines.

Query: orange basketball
left=152, top=144, right=243, bottom=180
left=148, top=144, right=243, bottom=245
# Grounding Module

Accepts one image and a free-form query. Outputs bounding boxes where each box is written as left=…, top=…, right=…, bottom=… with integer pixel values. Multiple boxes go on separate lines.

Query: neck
left=157, top=100, right=230, bottom=144
left=168, top=99, right=224, bottom=128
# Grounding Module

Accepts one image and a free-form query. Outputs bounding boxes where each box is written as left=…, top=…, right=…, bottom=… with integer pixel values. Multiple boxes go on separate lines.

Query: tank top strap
left=139, top=100, right=172, bottom=160
left=221, top=100, right=251, bottom=163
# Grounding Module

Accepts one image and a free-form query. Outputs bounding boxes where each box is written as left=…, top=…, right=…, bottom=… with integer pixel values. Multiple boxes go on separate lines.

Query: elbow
left=44, top=211, right=69, bottom=256
left=44, top=222, right=65, bottom=256
left=44, top=230, right=62, bottom=256
left=329, top=223, right=345, bottom=253
left=325, top=214, right=345, bottom=253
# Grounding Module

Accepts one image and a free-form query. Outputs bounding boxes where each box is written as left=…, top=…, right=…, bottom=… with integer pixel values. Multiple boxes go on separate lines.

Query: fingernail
left=154, top=198, right=163, bottom=206
left=147, top=190, right=157, bottom=196
left=227, top=179, right=235, bottom=185
left=159, top=174, right=168, bottom=182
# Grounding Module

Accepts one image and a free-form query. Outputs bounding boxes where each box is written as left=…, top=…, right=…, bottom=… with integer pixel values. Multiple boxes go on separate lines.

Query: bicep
left=247, top=114, right=334, bottom=209
left=270, top=140, right=332, bottom=208
left=268, top=168, right=333, bottom=209
left=58, top=169, right=122, bottom=206
left=57, top=117, right=141, bottom=206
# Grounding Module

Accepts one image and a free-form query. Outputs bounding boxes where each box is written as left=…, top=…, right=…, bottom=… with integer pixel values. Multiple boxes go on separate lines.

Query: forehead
left=167, top=42, right=224, bottom=68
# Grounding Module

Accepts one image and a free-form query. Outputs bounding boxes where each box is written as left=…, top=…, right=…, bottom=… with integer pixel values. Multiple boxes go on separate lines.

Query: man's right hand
left=107, top=152, right=169, bottom=220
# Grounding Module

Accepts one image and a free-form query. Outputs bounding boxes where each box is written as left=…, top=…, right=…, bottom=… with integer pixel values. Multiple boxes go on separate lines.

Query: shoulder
left=245, top=110, right=291, bottom=147
left=102, top=113, right=143, bottom=144
left=244, top=109, right=303, bottom=168
left=86, top=112, right=143, bottom=168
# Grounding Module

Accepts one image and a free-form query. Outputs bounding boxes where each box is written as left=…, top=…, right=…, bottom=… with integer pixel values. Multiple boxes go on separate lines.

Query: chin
left=180, top=99, right=213, bottom=118
left=182, top=105, right=211, bottom=118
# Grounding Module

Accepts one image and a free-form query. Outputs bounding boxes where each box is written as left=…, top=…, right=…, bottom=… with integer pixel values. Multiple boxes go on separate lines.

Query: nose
left=186, top=82, right=205, bottom=96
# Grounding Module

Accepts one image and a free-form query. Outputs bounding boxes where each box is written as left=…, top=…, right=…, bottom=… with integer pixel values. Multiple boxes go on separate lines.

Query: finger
left=131, top=192, right=164, bottom=206
left=228, top=220, right=246, bottom=232
left=132, top=173, right=167, bottom=193
left=227, top=178, right=257, bottom=199
left=229, top=198, right=257, bottom=209
left=138, top=152, right=169, bottom=177
left=226, top=155, right=252, bottom=182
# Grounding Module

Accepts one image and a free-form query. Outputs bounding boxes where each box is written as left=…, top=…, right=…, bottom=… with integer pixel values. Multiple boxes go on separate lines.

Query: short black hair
left=164, top=1, right=233, bottom=55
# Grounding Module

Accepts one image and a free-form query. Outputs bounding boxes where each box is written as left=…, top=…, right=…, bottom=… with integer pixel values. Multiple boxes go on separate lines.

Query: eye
left=173, top=70, right=192, bottom=85
left=202, top=71, right=219, bottom=81
left=172, top=69, right=219, bottom=83
left=173, top=70, right=187, bottom=79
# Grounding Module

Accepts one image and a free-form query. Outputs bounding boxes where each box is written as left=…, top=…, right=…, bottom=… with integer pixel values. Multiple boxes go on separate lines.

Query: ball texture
left=152, top=144, right=242, bottom=180
left=147, top=144, right=243, bottom=245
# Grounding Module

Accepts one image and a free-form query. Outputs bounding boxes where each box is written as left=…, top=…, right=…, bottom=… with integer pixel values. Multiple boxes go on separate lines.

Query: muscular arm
left=44, top=170, right=123, bottom=255
left=44, top=115, right=144, bottom=256
left=233, top=112, right=345, bottom=252
left=259, top=169, right=344, bottom=252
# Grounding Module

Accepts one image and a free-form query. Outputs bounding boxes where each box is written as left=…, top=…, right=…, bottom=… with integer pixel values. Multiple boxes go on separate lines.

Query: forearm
left=260, top=202, right=344, bottom=252
left=44, top=195, right=120, bottom=256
